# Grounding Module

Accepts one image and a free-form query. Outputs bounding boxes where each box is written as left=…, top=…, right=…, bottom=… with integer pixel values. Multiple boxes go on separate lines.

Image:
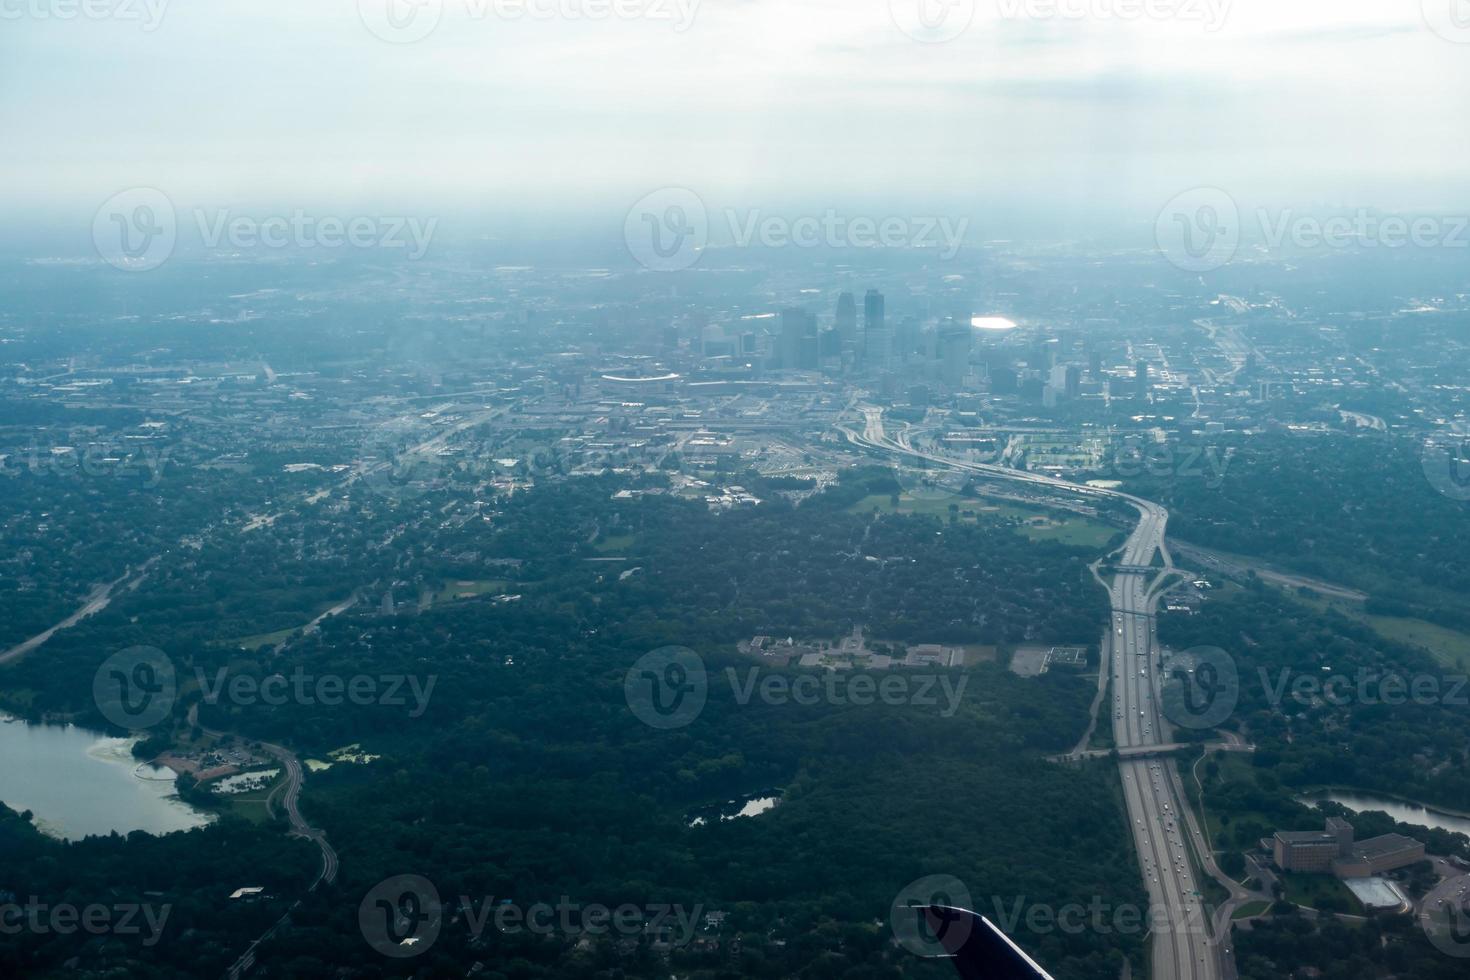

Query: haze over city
left=2, top=4, right=1469, bottom=980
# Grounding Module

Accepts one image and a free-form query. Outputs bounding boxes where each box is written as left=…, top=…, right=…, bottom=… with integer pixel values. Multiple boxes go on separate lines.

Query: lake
left=1300, top=790, right=1470, bottom=838
left=0, top=713, right=214, bottom=840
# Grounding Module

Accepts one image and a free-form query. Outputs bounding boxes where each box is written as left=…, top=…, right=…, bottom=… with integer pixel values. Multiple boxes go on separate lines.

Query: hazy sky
left=4, top=0, right=1470, bottom=236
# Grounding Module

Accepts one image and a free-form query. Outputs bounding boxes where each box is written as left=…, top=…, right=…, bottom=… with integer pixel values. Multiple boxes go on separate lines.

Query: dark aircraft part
left=920, top=906, right=1056, bottom=980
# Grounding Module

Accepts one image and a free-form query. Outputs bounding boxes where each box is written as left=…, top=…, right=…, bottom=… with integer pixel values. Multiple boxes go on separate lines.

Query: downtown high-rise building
left=937, top=319, right=972, bottom=389
left=863, top=289, right=890, bottom=368
left=835, top=292, right=857, bottom=347
left=780, top=308, right=818, bottom=370
left=1065, top=365, right=1082, bottom=400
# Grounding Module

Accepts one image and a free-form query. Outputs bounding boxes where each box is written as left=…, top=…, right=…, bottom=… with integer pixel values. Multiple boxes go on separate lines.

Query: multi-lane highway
left=1109, top=511, right=1219, bottom=980
left=841, top=407, right=1223, bottom=980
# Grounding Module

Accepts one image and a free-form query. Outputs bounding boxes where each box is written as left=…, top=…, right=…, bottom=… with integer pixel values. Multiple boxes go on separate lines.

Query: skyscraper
left=864, top=289, right=885, bottom=333
left=863, top=289, right=889, bottom=368
left=835, top=292, right=857, bottom=347
left=1065, top=365, right=1082, bottom=400
left=780, top=308, right=817, bottom=370
left=1135, top=361, right=1149, bottom=399
left=938, top=319, right=971, bottom=388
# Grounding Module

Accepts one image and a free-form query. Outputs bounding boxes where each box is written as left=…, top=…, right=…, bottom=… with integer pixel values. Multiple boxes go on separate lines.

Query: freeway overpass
left=1052, top=741, right=1255, bottom=763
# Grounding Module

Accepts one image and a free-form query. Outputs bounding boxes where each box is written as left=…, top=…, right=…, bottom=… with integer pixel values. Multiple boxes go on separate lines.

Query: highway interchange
left=842, top=406, right=1226, bottom=980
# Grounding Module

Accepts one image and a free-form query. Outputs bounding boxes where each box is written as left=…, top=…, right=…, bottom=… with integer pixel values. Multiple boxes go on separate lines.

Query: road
left=262, top=743, right=339, bottom=887
left=1108, top=499, right=1218, bottom=980
left=1418, top=872, right=1470, bottom=957
left=842, top=406, right=1224, bottom=980
left=1170, top=541, right=1368, bottom=603
left=0, top=558, right=159, bottom=666
left=188, top=704, right=338, bottom=889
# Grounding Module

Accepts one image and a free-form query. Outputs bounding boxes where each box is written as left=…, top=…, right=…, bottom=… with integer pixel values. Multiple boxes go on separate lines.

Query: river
left=1300, top=790, right=1470, bottom=838
left=0, top=713, right=214, bottom=840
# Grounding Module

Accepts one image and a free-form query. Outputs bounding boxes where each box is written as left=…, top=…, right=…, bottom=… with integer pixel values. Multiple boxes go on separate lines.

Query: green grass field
left=436, top=579, right=509, bottom=602
left=594, top=533, right=637, bottom=553
left=1284, top=592, right=1470, bottom=671
left=1362, top=614, right=1470, bottom=670
left=1232, top=901, right=1270, bottom=920
left=230, top=626, right=297, bottom=651
left=846, top=493, right=1120, bottom=549
left=1280, top=873, right=1358, bottom=913
left=211, top=784, right=279, bottom=824
left=1196, top=753, right=1279, bottom=853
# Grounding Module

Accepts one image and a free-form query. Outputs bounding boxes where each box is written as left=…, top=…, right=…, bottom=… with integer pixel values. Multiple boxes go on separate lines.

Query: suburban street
left=842, top=406, right=1225, bottom=980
